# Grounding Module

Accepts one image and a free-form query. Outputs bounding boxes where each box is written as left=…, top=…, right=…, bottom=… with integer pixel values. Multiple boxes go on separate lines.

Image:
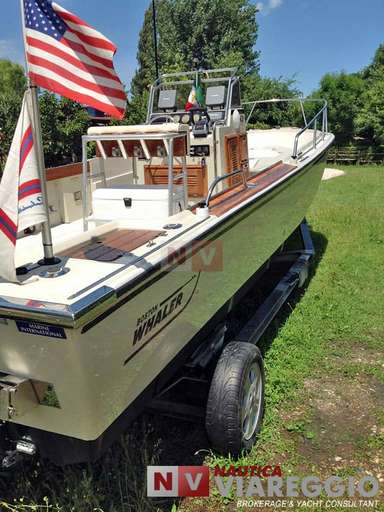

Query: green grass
left=1, top=165, right=383, bottom=512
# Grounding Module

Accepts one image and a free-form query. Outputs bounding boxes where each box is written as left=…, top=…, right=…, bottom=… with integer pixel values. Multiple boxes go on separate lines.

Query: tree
left=354, top=44, right=384, bottom=144
left=310, top=42, right=384, bottom=145
left=1, top=91, right=90, bottom=174
left=0, top=60, right=26, bottom=171
left=372, top=43, right=384, bottom=68
left=167, top=0, right=259, bottom=73
left=355, top=67, right=384, bottom=145
left=242, top=74, right=301, bottom=128
left=310, top=72, right=365, bottom=143
left=39, top=92, right=90, bottom=167
left=0, top=92, right=24, bottom=171
left=130, top=6, right=160, bottom=100
left=362, top=43, right=384, bottom=79
left=0, top=60, right=26, bottom=97
left=129, top=0, right=260, bottom=121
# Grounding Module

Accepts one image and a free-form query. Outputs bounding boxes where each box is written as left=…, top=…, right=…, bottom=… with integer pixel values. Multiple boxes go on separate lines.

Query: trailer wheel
left=206, top=341, right=265, bottom=456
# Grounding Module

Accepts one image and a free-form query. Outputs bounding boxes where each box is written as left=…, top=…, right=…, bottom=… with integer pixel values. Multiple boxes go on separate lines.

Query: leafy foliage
left=362, top=43, right=384, bottom=78
left=311, top=42, right=384, bottom=144
left=355, top=67, right=384, bottom=145
left=0, top=60, right=26, bottom=97
left=39, top=92, right=90, bottom=167
left=167, top=0, right=259, bottom=73
left=0, top=89, right=90, bottom=173
left=130, top=0, right=260, bottom=122
left=0, top=60, right=27, bottom=170
left=0, top=58, right=90, bottom=172
left=0, top=92, right=24, bottom=170
left=128, top=0, right=303, bottom=127
left=310, top=72, right=365, bottom=143
left=243, top=75, right=302, bottom=128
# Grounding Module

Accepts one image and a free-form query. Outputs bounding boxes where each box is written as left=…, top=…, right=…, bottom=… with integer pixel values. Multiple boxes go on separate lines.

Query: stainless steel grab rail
left=243, top=98, right=328, bottom=159
left=204, top=169, right=246, bottom=207
left=292, top=102, right=328, bottom=158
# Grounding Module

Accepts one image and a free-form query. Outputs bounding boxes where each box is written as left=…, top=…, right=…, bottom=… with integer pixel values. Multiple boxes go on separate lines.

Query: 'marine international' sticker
left=16, top=320, right=66, bottom=340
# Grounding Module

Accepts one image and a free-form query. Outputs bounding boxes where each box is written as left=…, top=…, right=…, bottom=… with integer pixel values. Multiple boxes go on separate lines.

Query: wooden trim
left=225, top=133, right=250, bottom=187
left=60, top=229, right=164, bottom=260
left=145, top=164, right=208, bottom=198
left=46, top=162, right=86, bottom=182
left=207, top=162, right=296, bottom=217
left=96, top=138, right=188, bottom=158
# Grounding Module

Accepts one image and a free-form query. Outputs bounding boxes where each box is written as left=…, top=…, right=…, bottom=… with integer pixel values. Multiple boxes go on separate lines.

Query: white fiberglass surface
left=0, top=210, right=209, bottom=304
left=0, top=258, right=124, bottom=304
left=247, top=127, right=316, bottom=172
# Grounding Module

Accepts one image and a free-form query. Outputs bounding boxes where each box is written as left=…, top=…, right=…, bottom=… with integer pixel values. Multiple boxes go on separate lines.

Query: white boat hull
left=0, top=150, right=327, bottom=462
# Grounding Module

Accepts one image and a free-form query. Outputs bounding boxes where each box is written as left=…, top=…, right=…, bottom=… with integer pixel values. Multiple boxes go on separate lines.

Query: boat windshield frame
left=146, top=68, right=241, bottom=127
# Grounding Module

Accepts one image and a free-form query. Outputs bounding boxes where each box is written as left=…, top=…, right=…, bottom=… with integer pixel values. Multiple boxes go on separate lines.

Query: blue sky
left=1, top=0, right=383, bottom=96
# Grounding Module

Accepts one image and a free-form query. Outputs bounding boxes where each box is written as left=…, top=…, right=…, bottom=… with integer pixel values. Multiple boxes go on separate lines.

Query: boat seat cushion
left=88, top=123, right=189, bottom=136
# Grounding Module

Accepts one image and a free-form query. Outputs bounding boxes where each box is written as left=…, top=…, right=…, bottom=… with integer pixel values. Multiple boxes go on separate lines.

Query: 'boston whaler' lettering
left=123, top=274, right=200, bottom=367
left=131, top=275, right=199, bottom=350
left=133, top=292, right=183, bottom=345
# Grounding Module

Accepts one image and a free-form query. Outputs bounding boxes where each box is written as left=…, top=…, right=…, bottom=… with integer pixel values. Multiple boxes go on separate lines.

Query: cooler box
left=92, top=186, right=169, bottom=220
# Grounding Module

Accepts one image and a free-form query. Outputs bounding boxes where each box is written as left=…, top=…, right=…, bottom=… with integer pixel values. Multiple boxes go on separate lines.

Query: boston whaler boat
left=0, top=68, right=334, bottom=466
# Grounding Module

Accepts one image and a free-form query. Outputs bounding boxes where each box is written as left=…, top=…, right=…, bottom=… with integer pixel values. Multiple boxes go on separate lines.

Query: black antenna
left=152, top=0, right=159, bottom=80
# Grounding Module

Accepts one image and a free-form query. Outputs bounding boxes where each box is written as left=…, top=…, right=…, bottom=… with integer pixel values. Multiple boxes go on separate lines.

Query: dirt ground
left=180, top=339, right=384, bottom=511
left=276, top=340, right=384, bottom=508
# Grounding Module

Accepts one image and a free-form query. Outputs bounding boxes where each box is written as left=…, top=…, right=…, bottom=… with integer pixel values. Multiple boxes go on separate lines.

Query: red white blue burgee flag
left=23, top=0, right=127, bottom=119
left=0, top=91, right=47, bottom=282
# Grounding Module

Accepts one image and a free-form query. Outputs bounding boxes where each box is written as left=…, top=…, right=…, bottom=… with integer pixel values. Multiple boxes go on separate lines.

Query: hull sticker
left=16, top=320, right=67, bottom=340
left=124, top=273, right=200, bottom=366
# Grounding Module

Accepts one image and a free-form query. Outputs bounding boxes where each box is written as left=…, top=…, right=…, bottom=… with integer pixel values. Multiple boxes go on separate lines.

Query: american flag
left=23, top=0, right=127, bottom=119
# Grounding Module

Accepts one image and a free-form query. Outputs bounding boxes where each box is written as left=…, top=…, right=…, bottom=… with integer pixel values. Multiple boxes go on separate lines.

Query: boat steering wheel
left=188, top=107, right=211, bottom=125
left=149, top=114, right=175, bottom=124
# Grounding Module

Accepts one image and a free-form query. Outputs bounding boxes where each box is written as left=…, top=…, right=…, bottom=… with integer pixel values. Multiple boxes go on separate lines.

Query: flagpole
left=152, top=0, right=160, bottom=81
left=19, top=0, right=58, bottom=265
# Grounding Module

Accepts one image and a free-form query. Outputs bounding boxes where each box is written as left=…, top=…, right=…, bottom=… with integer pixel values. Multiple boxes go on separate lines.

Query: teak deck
left=61, top=229, right=164, bottom=262
left=208, top=161, right=296, bottom=217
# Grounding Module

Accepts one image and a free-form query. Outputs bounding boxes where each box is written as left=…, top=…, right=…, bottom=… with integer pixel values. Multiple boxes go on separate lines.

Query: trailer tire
left=205, top=341, right=265, bottom=456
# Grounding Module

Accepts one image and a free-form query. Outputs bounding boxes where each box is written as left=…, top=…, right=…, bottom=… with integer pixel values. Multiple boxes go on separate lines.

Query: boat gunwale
left=71, top=134, right=333, bottom=299
left=0, top=138, right=333, bottom=329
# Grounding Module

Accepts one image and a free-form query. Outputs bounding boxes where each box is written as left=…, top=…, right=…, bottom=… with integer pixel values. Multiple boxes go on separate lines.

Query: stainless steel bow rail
left=243, top=98, right=328, bottom=159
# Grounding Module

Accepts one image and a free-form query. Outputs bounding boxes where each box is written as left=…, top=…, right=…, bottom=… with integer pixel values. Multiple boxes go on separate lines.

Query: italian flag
left=185, top=74, right=204, bottom=111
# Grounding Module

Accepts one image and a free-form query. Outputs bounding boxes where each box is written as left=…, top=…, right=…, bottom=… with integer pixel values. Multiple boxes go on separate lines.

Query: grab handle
left=204, top=169, right=246, bottom=207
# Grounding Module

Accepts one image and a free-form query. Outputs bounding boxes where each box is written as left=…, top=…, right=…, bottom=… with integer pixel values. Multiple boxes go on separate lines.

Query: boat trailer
left=146, top=220, right=315, bottom=453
